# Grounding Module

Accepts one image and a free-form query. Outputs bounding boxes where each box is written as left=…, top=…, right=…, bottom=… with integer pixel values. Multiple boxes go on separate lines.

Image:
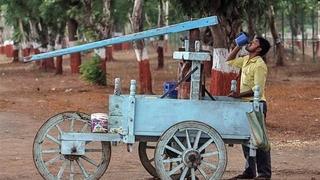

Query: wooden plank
left=61, top=133, right=122, bottom=142
left=29, top=16, right=218, bottom=61
left=173, top=52, right=211, bottom=61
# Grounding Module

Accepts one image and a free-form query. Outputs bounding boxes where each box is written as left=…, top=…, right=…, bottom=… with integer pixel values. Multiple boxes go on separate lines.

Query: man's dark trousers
left=242, top=101, right=271, bottom=178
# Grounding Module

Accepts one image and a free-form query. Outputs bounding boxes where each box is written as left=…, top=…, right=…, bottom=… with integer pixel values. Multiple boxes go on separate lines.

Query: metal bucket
left=91, top=113, right=108, bottom=133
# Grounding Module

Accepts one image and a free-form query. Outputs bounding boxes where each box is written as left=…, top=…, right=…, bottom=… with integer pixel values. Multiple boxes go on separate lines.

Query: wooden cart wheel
left=155, top=121, right=227, bottom=180
left=33, top=111, right=111, bottom=180
left=138, top=141, right=158, bottom=178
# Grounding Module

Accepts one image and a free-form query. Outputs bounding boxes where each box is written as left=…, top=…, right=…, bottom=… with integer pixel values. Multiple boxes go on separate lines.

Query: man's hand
left=228, top=90, right=254, bottom=98
left=228, top=91, right=240, bottom=98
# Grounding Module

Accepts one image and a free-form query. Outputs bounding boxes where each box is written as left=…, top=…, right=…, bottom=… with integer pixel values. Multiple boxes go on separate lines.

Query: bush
left=80, top=55, right=106, bottom=86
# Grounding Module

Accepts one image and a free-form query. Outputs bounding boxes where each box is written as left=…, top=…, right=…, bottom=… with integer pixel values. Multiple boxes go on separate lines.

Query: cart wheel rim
left=33, top=111, right=111, bottom=180
left=138, top=141, right=158, bottom=178
left=155, top=121, right=227, bottom=180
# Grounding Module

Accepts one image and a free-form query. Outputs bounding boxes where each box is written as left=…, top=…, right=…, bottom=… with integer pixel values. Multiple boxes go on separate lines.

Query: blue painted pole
left=28, top=16, right=218, bottom=62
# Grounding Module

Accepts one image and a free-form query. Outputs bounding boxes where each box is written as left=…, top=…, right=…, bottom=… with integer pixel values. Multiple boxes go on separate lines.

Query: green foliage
left=80, top=55, right=106, bottom=86
left=112, top=0, right=134, bottom=32
left=12, top=29, right=23, bottom=42
left=144, top=0, right=158, bottom=28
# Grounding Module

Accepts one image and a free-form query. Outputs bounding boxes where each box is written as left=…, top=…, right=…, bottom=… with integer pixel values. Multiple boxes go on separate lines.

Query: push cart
left=31, top=16, right=262, bottom=180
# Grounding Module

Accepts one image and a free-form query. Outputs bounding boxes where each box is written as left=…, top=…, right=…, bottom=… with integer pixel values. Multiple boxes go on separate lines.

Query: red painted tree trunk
left=32, top=47, right=41, bottom=66
left=156, top=43, right=164, bottom=69
left=40, top=48, right=55, bottom=71
left=132, top=0, right=153, bottom=94
left=55, top=56, right=63, bottom=74
left=0, top=44, right=4, bottom=54
left=70, top=52, right=81, bottom=74
left=317, top=40, right=320, bottom=56
left=210, top=48, right=239, bottom=96
left=202, top=45, right=212, bottom=77
left=105, top=46, right=113, bottom=61
left=22, top=43, right=30, bottom=57
left=6, top=44, right=13, bottom=58
left=68, top=19, right=81, bottom=74
left=138, top=58, right=152, bottom=94
left=12, top=45, right=19, bottom=63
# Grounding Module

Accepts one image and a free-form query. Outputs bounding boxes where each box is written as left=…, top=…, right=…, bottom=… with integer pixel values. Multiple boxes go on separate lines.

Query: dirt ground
left=0, top=48, right=320, bottom=180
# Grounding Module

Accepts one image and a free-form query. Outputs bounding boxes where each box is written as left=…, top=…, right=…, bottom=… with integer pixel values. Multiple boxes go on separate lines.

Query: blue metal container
left=235, top=32, right=249, bottom=46
left=163, top=81, right=178, bottom=98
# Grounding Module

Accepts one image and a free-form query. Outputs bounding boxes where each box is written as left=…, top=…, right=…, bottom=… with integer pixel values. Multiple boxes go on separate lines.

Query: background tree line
left=0, top=0, right=318, bottom=93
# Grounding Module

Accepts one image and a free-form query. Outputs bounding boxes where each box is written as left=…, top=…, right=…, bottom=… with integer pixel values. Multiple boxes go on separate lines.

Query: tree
left=131, top=0, right=153, bottom=94
left=39, top=0, right=68, bottom=74
left=170, top=0, right=243, bottom=96
left=156, top=0, right=165, bottom=69
left=266, top=0, right=284, bottom=66
left=81, top=0, right=113, bottom=73
left=0, top=0, right=29, bottom=62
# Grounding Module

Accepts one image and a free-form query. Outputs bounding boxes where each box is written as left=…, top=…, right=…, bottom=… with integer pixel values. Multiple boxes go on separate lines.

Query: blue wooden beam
left=28, top=16, right=218, bottom=61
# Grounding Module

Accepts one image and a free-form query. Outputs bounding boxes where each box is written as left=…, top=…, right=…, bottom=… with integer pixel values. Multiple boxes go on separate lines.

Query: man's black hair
left=256, top=37, right=270, bottom=56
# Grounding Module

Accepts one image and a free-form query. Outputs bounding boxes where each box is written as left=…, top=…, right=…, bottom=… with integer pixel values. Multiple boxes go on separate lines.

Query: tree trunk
left=164, top=0, right=169, bottom=52
left=102, top=0, right=114, bottom=62
left=29, top=20, right=41, bottom=66
left=156, top=0, right=165, bottom=69
left=12, top=44, right=19, bottom=63
left=209, top=10, right=241, bottom=96
left=19, top=18, right=30, bottom=58
left=131, top=0, right=153, bottom=94
left=55, top=35, right=64, bottom=75
left=317, top=8, right=320, bottom=57
left=86, top=0, right=113, bottom=76
left=68, top=19, right=81, bottom=74
left=247, top=14, right=255, bottom=39
left=267, top=0, right=284, bottom=66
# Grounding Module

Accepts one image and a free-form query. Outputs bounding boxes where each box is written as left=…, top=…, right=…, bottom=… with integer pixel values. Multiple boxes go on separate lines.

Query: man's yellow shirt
left=227, top=55, right=267, bottom=102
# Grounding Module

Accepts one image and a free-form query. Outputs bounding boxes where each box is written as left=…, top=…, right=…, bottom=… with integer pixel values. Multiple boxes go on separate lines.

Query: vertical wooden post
left=190, top=39, right=202, bottom=100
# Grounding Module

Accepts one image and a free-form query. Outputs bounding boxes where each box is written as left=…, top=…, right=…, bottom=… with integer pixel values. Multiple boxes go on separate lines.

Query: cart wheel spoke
left=201, top=151, right=218, bottom=158
left=191, top=168, right=196, bottom=180
left=85, top=148, right=102, bottom=152
left=70, top=160, right=75, bottom=180
left=57, top=159, right=68, bottom=178
left=165, top=145, right=182, bottom=155
left=70, top=119, right=75, bottom=132
left=46, top=134, right=61, bottom=145
left=146, top=145, right=156, bottom=149
left=197, top=138, right=214, bottom=152
left=45, top=154, right=61, bottom=166
left=80, top=123, right=89, bottom=132
left=56, top=124, right=63, bottom=135
left=201, top=160, right=217, bottom=170
left=173, top=135, right=186, bottom=151
left=42, top=148, right=60, bottom=154
left=193, top=130, right=202, bottom=149
left=185, top=129, right=192, bottom=149
left=168, top=162, right=185, bottom=176
left=197, top=165, right=208, bottom=179
left=179, top=166, right=189, bottom=180
left=148, top=157, right=154, bottom=163
left=76, top=159, right=90, bottom=178
left=81, top=155, right=98, bottom=167
left=163, top=157, right=182, bottom=164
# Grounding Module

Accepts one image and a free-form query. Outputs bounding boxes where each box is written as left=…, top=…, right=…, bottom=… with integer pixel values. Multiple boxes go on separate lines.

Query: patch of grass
left=80, top=55, right=106, bottom=86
